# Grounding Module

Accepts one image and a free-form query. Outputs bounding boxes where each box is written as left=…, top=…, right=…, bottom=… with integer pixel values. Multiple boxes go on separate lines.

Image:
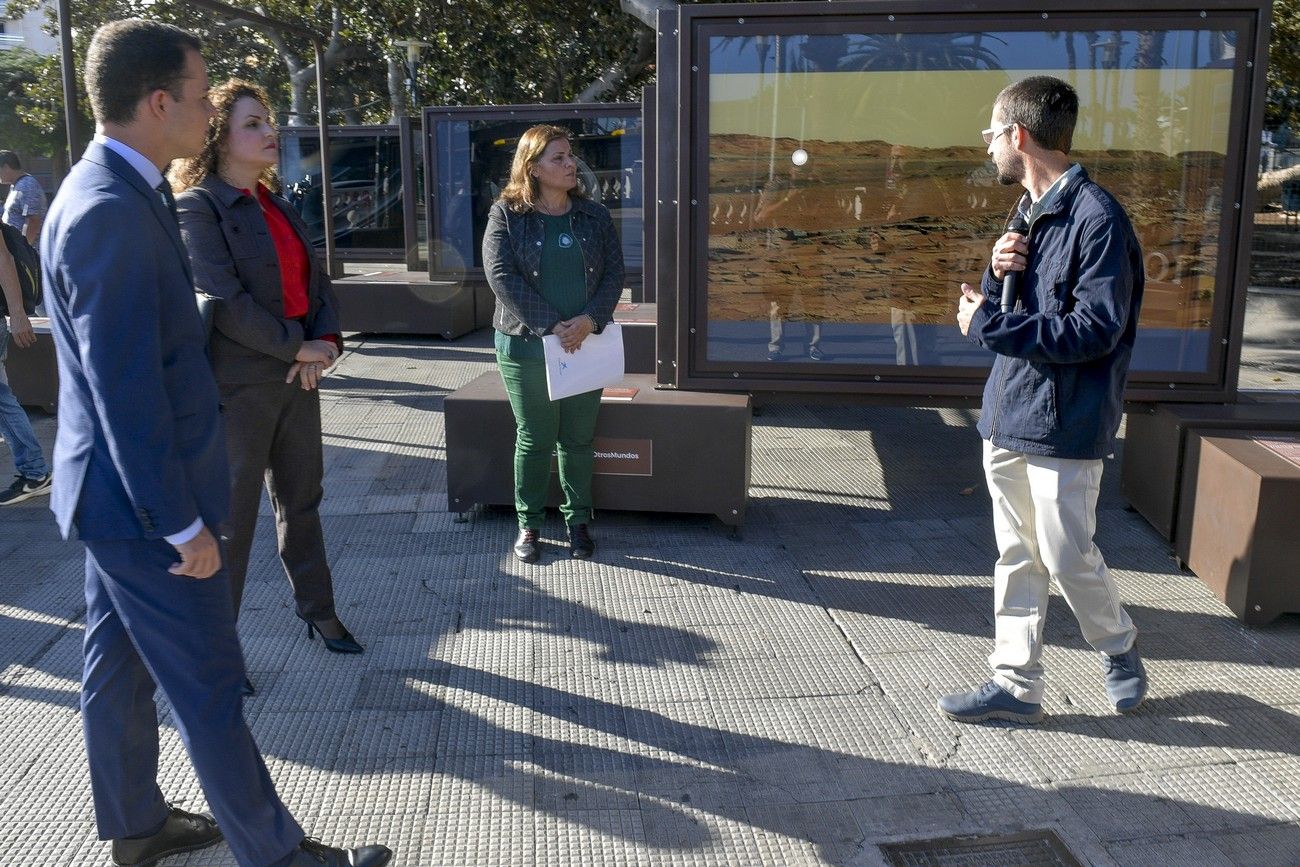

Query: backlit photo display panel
left=686, top=8, right=1263, bottom=394
left=278, top=126, right=409, bottom=258
left=425, top=106, right=644, bottom=280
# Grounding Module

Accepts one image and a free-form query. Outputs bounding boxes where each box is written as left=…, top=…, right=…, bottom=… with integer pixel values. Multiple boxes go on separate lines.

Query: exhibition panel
left=660, top=1, right=1271, bottom=400
left=278, top=119, right=422, bottom=264
left=423, top=104, right=646, bottom=283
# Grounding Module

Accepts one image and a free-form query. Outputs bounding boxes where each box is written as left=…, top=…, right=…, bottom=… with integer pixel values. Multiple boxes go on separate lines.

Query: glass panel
left=278, top=130, right=406, bottom=252
left=705, top=27, right=1238, bottom=373
left=430, top=111, right=644, bottom=276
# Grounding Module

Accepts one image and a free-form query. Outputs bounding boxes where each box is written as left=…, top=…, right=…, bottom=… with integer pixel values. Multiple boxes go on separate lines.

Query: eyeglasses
left=981, top=123, right=1015, bottom=146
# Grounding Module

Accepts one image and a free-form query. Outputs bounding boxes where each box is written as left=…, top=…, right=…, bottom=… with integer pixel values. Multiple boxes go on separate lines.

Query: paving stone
left=10, top=821, right=101, bottom=867
left=846, top=791, right=969, bottom=840
left=534, top=809, right=647, bottom=863
left=1057, top=772, right=1202, bottom=842
left=638, top=802, right=819, bottom=865
left=1211, top=822, right=1300, bottom=867
left=1106, top=834, right=1238, bottom=867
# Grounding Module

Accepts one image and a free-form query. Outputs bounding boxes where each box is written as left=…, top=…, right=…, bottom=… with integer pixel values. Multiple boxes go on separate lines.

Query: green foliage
left=0, top=48, right=58, bottom=156
left=1, top=0, right=650, bottom=133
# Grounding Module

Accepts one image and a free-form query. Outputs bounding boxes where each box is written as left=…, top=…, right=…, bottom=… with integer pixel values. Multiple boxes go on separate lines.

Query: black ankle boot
left=567, top=523, right=594, bottom=559
left=514, top=528, right=541, bottom=563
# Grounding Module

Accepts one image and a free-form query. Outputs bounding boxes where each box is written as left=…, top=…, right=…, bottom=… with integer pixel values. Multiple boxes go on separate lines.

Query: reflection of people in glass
left=753, top=159, right=824, bottom=361
left=945, top=76, right=1147, bottom=725
left=481, top=125, right=624, bottom=563
left=174, top=80, right=367, bottom=689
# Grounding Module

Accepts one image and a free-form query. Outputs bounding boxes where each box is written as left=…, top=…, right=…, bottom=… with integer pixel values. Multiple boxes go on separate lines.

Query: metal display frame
left=421, top=103, right=648, bottom=284
left=658, top=0, right=1272, bottom=403
left=278, top=118, right=422, bottom=269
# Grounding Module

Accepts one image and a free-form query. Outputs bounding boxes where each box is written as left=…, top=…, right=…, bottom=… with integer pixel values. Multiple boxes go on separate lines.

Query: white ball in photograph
left=791, top=148, right=809, bottom=167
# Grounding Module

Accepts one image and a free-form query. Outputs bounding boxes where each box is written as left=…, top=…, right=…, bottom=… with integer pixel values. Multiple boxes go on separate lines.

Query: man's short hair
left=0, top=151, right=21, bottom=171
left=996, top=76, right=1079, bottom=154
left=84, top=19, right=202, bottom=126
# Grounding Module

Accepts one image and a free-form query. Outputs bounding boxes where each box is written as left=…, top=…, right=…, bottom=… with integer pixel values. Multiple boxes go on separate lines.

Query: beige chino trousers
left=982, top=441, right=1137, bottom=704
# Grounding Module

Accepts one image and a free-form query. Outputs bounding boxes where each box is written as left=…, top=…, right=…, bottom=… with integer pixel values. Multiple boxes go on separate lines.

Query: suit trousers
left=81, top=538, right=302, bottom=866
left=497, top=352, right=601, bottom=528
left=982, top=441, right=1137, bottom=703
left=219, top=379, right=336, bottom=621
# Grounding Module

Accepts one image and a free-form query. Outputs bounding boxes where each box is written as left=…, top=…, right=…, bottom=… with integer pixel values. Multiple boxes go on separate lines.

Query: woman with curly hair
left=172, top=79, right=362, bottom=695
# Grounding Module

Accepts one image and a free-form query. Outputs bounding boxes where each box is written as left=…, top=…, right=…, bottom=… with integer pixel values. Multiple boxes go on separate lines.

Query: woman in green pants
left=481, top=125, right=625, bottom=562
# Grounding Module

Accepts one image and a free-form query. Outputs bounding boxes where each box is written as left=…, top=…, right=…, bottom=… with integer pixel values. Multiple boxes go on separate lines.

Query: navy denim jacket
left=482, top=197, right=624, bottom=337
left=969, top=167, right=1145, bottom=460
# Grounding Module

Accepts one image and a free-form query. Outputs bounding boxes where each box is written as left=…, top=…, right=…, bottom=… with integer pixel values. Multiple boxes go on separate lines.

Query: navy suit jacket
left=41, top=142, right=230, bottom=541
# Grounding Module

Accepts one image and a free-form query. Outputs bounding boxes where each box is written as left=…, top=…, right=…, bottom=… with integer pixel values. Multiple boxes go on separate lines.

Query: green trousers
left=497, top=352, right=602, bottom=529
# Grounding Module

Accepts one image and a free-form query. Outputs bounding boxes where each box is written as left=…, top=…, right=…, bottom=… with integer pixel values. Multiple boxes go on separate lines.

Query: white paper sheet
left=542, top=322, right=625, bottom=401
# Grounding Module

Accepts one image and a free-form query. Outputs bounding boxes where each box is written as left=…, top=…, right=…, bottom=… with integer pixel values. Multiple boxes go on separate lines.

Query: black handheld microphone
left=1001, top=214, right=1030, bottom=314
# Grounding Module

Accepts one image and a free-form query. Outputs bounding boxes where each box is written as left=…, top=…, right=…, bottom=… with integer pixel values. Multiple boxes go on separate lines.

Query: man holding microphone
left=948, top=76, right=1148, bottom=724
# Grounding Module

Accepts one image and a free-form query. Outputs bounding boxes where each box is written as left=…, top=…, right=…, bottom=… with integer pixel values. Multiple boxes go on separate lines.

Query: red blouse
left=256, top=184, right=310, bottom=319
left=246, top=184, right=339, bottom=352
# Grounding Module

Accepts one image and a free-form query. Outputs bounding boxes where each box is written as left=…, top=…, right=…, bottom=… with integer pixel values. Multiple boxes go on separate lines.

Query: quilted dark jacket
left=177, top=176, right=341, bottom=385
left=481, top=196, right=624, bottom=336
left=968, top=167, right=1145, bottom=460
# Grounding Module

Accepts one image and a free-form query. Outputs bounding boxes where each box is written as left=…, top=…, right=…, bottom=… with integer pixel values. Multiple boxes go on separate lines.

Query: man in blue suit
left=42, top=19, right=390, bottom=867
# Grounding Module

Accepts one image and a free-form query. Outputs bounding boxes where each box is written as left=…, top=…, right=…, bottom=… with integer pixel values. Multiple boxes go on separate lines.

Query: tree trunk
left=575, top=28, right=656, bottom=103
left=618, top=0, right=676, bottom=29
left=288, top=71, right=312, bottom=125
left=265, top=7, right=361, bottom=126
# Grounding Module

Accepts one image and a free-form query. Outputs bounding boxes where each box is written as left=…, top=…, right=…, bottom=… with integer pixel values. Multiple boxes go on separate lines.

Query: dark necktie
left=156, top=181, right=177, bottom=219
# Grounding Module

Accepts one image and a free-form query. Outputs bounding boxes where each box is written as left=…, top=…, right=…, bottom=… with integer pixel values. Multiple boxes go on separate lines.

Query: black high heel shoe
left=305, top=618, right=364, bottom=654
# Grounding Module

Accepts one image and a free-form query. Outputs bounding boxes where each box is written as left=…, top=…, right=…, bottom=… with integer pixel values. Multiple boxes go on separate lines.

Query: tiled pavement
left=1, top=297, right=1299, bottom=866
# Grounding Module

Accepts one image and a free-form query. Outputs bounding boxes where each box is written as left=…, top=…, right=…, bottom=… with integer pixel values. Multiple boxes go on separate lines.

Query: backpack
left=0, top=222, right=41, bottom=316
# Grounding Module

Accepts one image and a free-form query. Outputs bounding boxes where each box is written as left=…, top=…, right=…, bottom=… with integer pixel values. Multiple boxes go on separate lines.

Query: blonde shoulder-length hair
left=497, top=124, right=587, bottom=214
left=170, top=78, right=281, bottom=193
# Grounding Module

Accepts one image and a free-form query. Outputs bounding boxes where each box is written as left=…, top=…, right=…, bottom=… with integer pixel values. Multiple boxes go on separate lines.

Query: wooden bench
left=1176, top=432, right=1300, bottom=624
left=1121, top=398, right=1300, bottom=540
left=445, top=372, right=751, bottom=525
left=3, top=317, right=58, bottom=413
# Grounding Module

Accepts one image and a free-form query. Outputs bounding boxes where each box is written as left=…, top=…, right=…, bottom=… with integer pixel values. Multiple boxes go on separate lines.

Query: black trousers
left=219, top=379, right=336, bottom=621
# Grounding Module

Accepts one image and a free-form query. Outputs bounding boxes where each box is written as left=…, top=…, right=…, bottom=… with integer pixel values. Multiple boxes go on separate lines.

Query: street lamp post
left=393, top=40, right=429, bottom=114
left=56, top=0, right=79, bottom=162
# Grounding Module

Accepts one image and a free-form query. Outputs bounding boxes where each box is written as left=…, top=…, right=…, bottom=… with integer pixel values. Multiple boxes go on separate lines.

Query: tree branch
left=618, top=0, right=676, bottom=30
left=574, top=26, right=655, bottom=102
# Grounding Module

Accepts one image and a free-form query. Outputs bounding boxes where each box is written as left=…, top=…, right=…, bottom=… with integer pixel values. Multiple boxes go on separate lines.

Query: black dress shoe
left=568, top=523, right=594, bottom=559
left=306, top=618, right=364, bottom=654
left=284, top=837, right=393, bottom=866
left=513, top=527, right=541, bottom=563
left=111, top=806, right=222, bottom=866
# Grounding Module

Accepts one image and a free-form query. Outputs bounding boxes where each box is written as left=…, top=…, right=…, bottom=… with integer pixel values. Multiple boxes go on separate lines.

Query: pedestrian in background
left=946, top=75, right=1148, bottom=725
left=0, top=150, right=47, bottom=245
left=482, top=124, right=624, bottom=563
left=0, top=237, right=51, bottom=506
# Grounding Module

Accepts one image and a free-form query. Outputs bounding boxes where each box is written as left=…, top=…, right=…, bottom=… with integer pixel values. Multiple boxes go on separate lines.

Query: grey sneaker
left=1103, top=645, right=1148, bottom=713
left=938, top=680, right=1043, bottom=724
left=0, top=473, right=52, bottom=505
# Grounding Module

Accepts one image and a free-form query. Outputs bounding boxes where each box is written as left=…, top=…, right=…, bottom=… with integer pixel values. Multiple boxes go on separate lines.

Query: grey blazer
left=482, top=196, right=624, bottom=337
left=177, top=176, right=341, bottom=385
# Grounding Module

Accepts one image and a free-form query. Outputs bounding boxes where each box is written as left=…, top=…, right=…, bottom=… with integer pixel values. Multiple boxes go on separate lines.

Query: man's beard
left=996, top=151, right=1024, bottom=186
